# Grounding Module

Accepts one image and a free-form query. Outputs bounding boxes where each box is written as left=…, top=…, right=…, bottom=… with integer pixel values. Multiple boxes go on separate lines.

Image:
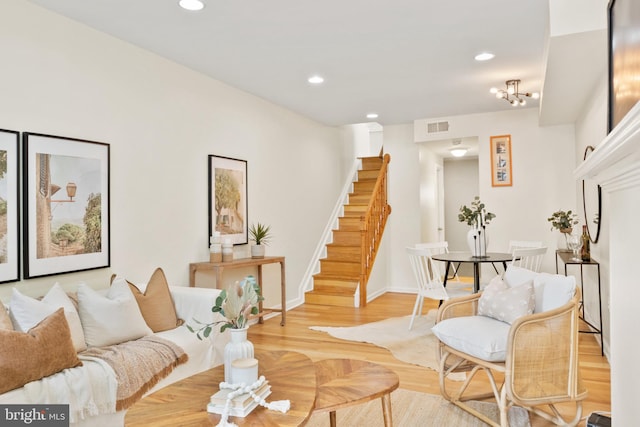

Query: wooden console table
left=189, top=256, right=286, bottom=326
left=555, top=250, right=603, bottom=355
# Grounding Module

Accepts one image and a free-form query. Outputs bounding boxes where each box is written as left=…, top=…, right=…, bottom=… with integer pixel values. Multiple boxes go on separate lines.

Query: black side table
left=555, top=250, right=604, bottom=355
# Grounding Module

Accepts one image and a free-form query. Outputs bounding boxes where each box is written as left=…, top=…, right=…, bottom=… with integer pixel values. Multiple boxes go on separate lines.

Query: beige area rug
left=310, top=310, right=465, bottom=380
left=304, top=388, right=531, bottom=427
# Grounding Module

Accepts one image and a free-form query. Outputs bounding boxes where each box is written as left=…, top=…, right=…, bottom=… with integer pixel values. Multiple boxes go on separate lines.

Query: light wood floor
left=249, top=292, right=611, bottom=426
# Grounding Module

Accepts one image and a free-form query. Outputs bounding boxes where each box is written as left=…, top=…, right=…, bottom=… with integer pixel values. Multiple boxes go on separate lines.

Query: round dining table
left=431, top=252, right=514, bottom=293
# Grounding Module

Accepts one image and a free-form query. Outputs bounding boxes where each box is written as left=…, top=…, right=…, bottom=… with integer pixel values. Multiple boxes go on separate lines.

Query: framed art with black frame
left=0, top=129, right=20, bottom=283
left=608, top=0, right=640, bottom=132
left=23, top=133, right=110, bottom=279
left=208, top=155, right=248, bottom=245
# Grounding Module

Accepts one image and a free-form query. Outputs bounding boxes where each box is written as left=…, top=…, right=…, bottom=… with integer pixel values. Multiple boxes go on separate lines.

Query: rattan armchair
left=435, top=286, right=587, bottom=427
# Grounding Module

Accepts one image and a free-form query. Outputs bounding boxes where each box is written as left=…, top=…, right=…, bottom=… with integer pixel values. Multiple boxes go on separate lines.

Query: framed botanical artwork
left=208, top=155, right=248, bottom=245
left=0, top=129, right=20, bottom=283
left=23, top=133, right=110, bottom=279
left=490, top=135, right=513, bottom=187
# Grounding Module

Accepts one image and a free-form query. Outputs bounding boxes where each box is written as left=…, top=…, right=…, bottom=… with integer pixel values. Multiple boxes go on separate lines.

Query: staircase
left=305, top=154, right=391, bottom=307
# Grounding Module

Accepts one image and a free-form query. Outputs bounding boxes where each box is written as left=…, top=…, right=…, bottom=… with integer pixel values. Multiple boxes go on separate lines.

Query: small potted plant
left=547, top=210, right=579, bottom=234
left=249, top=222, right=272, bottom=259
left=547, top=210, right=579, bottom=250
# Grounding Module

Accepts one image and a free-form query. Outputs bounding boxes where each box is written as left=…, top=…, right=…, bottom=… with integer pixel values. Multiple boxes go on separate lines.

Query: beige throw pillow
left=9, top=284, right=87, bottom=352
left=0, top=309, right=82, bottom=394
left=478, top=276, right=535, bottom=324
left=77, top=280, right=152, bottom=347
left=124, top=268, right=183, bottom=333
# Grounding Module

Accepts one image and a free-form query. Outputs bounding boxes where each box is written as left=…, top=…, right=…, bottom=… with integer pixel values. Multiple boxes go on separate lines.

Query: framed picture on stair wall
left=23, top=133, right=110, bottom=279
left=208, top=155, right=248, bottom=245
left=0, top=129, right=20, bottom=283
left=490, top=134, right=512, bottom=187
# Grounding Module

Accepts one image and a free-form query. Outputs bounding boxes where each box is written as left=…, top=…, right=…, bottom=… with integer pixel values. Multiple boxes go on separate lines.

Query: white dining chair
left=414, top=241, right=461, bottom=282
left=511, top=246, right=547, bottom=272
left=508, top=240, right=544, bottom=253
left=406, top=245, right=471, bottom=330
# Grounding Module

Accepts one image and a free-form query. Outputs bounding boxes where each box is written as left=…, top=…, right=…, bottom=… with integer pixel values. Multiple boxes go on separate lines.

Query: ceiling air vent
left=427, top=121, right=449, bottom=133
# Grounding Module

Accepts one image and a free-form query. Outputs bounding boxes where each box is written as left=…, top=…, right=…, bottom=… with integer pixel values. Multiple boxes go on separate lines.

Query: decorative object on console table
left=222, top=239, right=233, bottom=262
left=0, top=129, right=20, bottom=283
left=208, top=155, right=248, bottom=245
left=458, top=196, right=495, bottom=257
left=249, top=222, right=272, bottom=259
left=23, top=132, right=110, bottom=279
left=187, top=275, right=262, bottom=382
left=580, top=225, right=591, bottom=261
left=547, top=209, right=579, bottom=250
left=490, top=135, right=512, bottom=187
left=210, top=231, right=222, bottom=263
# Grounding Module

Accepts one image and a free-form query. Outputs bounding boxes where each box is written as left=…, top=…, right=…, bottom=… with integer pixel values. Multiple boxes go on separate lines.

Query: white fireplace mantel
left=574, top=101, right=640, bottom=425
left=575, top=102, right=640, bottom=189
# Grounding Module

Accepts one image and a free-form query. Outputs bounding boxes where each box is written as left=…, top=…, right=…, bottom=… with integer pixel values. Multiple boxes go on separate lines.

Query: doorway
left=418, top=137, right=479, bottom=276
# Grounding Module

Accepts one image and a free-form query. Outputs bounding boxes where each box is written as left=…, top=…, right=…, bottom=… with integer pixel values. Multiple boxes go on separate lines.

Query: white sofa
left=0, top=285, right=229, bottom=427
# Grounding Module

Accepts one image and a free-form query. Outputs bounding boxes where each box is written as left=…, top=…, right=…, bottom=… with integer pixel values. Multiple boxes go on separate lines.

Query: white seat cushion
left=431, top=316, right=510, bottom=362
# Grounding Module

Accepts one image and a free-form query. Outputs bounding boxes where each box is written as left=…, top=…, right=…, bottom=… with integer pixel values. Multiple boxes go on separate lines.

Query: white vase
left=467, top=226, right=489, bottom=257
left=224, top=327, right=254, bottom=383
left=251, top=244, right=265, bottom=259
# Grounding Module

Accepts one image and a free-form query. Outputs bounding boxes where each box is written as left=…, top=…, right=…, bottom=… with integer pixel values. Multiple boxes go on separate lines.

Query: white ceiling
left=25, top=0, right=602, bottom=127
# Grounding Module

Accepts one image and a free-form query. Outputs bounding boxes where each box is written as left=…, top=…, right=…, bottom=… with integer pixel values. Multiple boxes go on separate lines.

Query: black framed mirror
left=582, top=146, right=601, bottom=244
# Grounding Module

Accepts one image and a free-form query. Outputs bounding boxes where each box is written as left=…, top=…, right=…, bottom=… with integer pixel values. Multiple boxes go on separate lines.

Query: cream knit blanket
left=82, top=335, right=188, bottom=410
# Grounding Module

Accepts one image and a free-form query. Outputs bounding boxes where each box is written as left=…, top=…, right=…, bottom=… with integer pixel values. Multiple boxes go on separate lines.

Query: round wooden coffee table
left=313, top=359, right=399, bottom=427
left=125, top=351, right=317, bottom=426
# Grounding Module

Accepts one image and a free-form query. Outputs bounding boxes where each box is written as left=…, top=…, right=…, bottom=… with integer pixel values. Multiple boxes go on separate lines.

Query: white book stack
left=207, top=381, right=272, bottom=417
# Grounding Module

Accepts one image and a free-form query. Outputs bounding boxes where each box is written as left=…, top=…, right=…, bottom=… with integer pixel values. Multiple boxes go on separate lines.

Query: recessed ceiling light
left=308, top=75, right=324, bottom=84
left=474, top=52, right=495, bottom=61
left=179, top=0, right=205, bottom=11
left=366, top=113, right=379, bottom=119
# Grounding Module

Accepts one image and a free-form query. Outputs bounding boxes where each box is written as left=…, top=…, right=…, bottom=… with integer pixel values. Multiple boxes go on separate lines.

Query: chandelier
left=490, top=80, right=539, bottom=106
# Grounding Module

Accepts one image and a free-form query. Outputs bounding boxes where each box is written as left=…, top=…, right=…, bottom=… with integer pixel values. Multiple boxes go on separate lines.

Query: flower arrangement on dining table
left=458, top=196, right=496, bottom=227
left=188, top=275, right=264, bottom=339
left=458, top=196, right=495, bottom=256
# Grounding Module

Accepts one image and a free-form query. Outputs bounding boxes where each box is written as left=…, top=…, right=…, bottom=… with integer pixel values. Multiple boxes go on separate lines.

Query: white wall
left=0, top=1, right=351, bottom=311
left=413, top=109, right=576, bottom=274
left=381, top=124, right=420, bottom=293
left=574, top=70, right=610, bottom=355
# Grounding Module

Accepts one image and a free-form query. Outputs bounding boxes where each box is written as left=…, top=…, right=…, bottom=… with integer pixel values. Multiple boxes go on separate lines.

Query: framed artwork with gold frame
left=490, top=135, right=512, bottom=187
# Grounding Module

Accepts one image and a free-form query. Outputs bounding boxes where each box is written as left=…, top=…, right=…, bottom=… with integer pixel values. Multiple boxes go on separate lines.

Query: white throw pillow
left=431, top=316, right=511, bottom=362
left=478, top=276, right=535, bottom=324
left=504, top=265, right=576, bottom=313
left=77, top=279, right=152, bottom=347
left=9, top=284, right=87, bottom=352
